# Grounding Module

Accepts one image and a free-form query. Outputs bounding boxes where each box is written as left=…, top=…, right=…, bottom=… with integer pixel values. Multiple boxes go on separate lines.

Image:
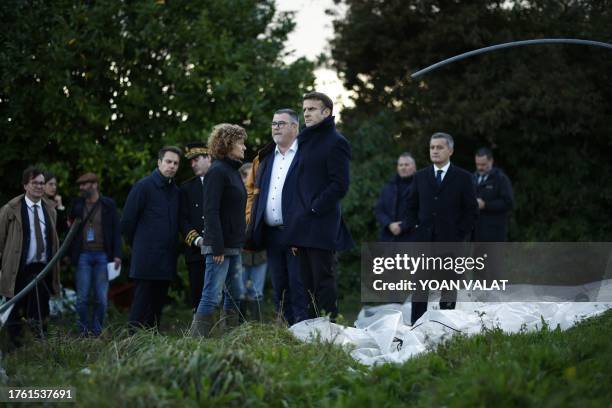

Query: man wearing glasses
left=244, top=108, right=308, bottom=325
left=0, top=166, right=60, bottom=348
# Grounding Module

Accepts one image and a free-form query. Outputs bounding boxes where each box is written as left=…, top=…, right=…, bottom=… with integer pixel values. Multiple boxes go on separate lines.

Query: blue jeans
left=76, top=251, right=109, bottom=335
left=242, top=262, right=267, bottom=301
left=196, top=254, right=244, bottom=315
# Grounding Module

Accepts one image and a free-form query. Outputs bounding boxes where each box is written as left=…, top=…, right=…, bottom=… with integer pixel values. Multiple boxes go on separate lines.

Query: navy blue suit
left=375, top=175, right=415, bottom=242
left=403, top=163, right=478, bottom=324
left=249, top=143, right=299, bottom=250
left=248, top=142, right=307, bottom=324
left=404, top=164, right=478, bottom=242
left=285, top=116, right=353, bottom=320
left=472, top=167, right=514, bottom=242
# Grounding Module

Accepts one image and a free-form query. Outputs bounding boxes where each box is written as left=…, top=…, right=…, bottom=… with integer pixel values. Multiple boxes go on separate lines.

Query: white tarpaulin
left=290, top=300, right=612, bottom=366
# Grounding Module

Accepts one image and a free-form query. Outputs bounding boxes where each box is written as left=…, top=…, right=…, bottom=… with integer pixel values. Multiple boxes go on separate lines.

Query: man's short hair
left=22, top=166, right=44, bottom=186
left=158, top=146, right=182, bottom=160
left=475, top=147, right=494, bottom=160
left=274, top=108, right=299, bottom=124
left=430, top=132, right=454, bottom=149
left=303, top=91, right=334, bottom=114
left=398, top=152, right=415, bottom=163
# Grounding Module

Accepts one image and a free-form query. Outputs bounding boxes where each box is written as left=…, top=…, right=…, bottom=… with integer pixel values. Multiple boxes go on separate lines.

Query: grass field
left=2, top=304, right=611, bottom=407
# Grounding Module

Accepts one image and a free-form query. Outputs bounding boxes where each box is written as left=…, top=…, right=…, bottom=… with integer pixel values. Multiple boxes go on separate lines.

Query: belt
left=265, top=224, right=285, bottom=230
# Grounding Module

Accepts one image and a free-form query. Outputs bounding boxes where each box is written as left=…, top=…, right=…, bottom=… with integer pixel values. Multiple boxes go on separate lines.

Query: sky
left=276, top=0, right=353, bottom=112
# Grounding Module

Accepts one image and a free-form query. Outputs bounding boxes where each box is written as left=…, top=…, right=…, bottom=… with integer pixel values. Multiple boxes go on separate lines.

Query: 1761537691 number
left=1, top=387, right=75, bottom=402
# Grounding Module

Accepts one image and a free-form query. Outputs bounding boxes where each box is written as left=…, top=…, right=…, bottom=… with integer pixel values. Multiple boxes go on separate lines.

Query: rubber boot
left=222, top=307, right=241, bottom=331
left=248, top=299, right=262, bottom=322
left=188, top=313, right=215, bottom=338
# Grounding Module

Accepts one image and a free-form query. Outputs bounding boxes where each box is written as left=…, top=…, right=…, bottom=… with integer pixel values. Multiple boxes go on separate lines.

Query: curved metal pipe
left=0, top=218, right=82, bottom=315
left=411, top=38, right=612, bottom=78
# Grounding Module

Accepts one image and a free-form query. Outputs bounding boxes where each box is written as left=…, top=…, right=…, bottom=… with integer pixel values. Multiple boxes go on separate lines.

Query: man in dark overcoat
left=402, top=133, right=478, bottom=324
left=285, top=91, right=353, bottom=321
left=121, top=146, right=181, bottom=330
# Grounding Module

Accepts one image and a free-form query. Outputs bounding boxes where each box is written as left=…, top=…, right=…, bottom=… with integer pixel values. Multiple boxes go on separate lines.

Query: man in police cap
left=179, top=142, right=212, bottom=311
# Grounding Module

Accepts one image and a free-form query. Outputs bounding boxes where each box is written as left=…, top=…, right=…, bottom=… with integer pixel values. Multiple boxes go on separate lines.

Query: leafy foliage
left=331, top=0, right=612, bottom=252
left=0, top=0, right=314, bottom=205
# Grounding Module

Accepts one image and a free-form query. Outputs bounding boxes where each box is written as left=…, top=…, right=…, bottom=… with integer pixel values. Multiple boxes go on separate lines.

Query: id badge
left=86, top=226, right=95, bottom=242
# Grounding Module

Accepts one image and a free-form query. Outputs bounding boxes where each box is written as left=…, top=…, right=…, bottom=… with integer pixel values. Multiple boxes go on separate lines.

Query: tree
left=331, top=0, right=612, bottom=252
left=0, top=0, right=315, bottom=205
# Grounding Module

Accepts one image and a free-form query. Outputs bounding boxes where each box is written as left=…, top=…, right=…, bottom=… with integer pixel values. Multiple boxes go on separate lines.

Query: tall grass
left=3, top=309, right=611, bottom=407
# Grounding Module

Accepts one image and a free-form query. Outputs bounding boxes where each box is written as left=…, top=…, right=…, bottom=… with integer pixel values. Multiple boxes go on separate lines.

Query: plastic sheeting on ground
left=49, top=287, right=77, bottom=317
left=289, top=300, right=612, bottom=366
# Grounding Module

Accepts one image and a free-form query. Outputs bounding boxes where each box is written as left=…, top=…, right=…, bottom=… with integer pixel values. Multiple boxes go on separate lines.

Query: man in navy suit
left=473, top=147, right=514, bottom=242
left=285, top=92, right=353, bottom=321
left=375, top=152, right=417, bottom=242
left=245, top=108, right=308, bottom=325
left=402, top=132, right=478, bottom=324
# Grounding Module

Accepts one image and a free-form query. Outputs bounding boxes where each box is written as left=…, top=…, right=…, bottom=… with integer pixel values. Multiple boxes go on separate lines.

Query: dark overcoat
left=121, top=169, right=179, bottom=280
left=285, top=116, right=353, bottom=251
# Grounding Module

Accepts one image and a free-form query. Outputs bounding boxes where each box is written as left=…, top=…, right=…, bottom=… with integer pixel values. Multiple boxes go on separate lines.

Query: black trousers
left=186, top=259, right=205, bottom=312
left=411, top=260, right=457, bottom=325
left=6, top=262, right=52, bottom=345
left=298, top=247, right=338, bottom=320
left=128, top=279, right=170, bottom=330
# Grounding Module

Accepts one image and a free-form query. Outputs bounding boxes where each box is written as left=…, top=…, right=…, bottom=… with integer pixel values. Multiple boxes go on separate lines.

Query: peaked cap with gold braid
left=184, top=141, right=209, bottom=160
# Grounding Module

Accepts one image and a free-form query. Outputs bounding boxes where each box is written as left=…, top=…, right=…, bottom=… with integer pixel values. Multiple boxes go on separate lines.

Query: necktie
left=33, top=204, right=44, bottom=261
left=436, top=169, right=443, bottom=186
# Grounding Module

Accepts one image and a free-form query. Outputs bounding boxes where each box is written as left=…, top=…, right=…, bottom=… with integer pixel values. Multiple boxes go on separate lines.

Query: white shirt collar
left=24, top=196, right=42, bottom=208
left=434, top=161, right=451, bottom=174
left=275, top=138, right=298, bottom=156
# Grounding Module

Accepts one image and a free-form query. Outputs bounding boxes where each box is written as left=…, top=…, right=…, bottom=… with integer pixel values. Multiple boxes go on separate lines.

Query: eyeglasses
left=29, top=181, right=45, bottom=186
left=271, top=121, right=289, bottom=129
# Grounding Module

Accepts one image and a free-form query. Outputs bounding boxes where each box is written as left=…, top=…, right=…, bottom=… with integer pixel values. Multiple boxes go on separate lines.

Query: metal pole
left=411, top=38, right=612, bottom=79
left=0, top=218, right=82, bottom=315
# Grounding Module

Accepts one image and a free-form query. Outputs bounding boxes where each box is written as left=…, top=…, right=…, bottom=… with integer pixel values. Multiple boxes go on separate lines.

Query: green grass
left=3, top=308, right=611, bottom=407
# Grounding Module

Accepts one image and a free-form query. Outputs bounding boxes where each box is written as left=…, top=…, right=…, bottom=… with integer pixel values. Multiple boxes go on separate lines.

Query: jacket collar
left=151, top=169, right=175, bottom=188
left=474, top=166, right=499, bottom=178
left=257, top=141, right=276, bottom=160
left=220, top=156, right=243, bottom=170
left=7, top=194, right=53, bottom=223
left=7, top=194, right=25, bottom=210
left=394, top=174, right=413, bottom=184
left=298, top=115, right=336, bottom=141
left=427, top=163, right=457, bottom=191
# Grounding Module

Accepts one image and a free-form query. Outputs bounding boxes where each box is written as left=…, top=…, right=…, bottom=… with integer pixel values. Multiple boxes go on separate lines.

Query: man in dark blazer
left=121, top=146, right=181, bottom=330
left=285, top=92, right=353, bottom=321
left=375, top=152, right=417, bottom=242
left=245, top=108, right=308, bottom=325
left=179, top=142, right=211, bottom=312
left=403, top=132, right=478, bottom=324
left=473, top=147, right=514, bottom=242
